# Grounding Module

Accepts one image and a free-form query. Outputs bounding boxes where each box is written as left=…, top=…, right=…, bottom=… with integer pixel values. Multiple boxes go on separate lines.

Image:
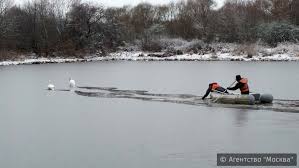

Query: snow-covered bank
left=108, top=51, right=299, bottom=61
left=0, top=57, right=87, bottom=66
left=1, top=42, right=298, bottom=66
left=0, top=52, right=297, bottom=66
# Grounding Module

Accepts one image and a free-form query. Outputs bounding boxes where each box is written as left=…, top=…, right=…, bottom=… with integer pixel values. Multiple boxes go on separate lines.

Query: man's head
left=236, top=75, right=242, bottom=81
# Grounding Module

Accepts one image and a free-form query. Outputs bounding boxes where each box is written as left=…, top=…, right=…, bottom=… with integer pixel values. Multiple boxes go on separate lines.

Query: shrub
left=0, top=50, right=20, bottom=61
left=233, top=43, right=257, bottom=57
left=58, top=40, right=77, bottom=57
left=141, top=39, right=162, bottom=52
left=256, top=22, right=299, bottom=46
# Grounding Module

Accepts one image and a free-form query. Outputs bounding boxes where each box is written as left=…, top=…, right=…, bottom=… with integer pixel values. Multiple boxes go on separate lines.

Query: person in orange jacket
left=202, top=82, right=228, bottom=100
left=227, top=75, right=250, bottom=94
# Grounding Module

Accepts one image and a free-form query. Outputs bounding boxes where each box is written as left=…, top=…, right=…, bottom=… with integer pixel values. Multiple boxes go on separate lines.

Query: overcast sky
left=15, top=0, right=225, bottom=8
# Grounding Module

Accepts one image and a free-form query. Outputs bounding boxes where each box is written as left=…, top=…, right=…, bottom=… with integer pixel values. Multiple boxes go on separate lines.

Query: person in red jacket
left=227, top=75, right=250, bottom=94
left=202, top=82, right=228, bottom=100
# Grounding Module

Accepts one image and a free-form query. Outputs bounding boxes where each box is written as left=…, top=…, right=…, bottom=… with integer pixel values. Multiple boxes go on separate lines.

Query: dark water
left=0, top=61, right=299, bottom=168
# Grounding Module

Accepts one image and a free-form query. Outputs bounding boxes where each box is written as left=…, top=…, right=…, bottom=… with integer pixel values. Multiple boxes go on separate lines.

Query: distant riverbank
left=1, top=42, right=298, bottom=66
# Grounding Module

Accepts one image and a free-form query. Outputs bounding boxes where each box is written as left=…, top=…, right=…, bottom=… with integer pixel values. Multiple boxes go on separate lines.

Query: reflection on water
left=62, top=86, right=299, bottom=113
left=233, top=110, right=249, bottom=127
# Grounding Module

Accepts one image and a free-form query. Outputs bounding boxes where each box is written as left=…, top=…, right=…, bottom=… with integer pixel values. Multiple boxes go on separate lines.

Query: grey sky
left=15, top=0, right=225, bottom=8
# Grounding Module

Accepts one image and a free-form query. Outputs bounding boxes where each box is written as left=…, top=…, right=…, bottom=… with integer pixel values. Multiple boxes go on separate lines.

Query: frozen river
left=0, top=61, right=299, bottom=168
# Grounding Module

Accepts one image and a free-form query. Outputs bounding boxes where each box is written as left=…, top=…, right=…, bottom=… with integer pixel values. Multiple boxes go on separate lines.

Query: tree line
left=0, top=0, right=298, bottom=59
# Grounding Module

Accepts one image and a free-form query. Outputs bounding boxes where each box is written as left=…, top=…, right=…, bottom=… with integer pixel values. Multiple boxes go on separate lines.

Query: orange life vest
left=239, top=78, right=249, bottom=93
left=210, top=82, right=220, bottom=91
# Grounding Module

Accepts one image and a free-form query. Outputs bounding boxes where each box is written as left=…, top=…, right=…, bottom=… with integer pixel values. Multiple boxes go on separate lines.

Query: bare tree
left=0, top=0, right=14, bottom=48
left=289, top=0, right=299, bottom=25
left=66, top=2, right=105, bottom=50
left=130, top=3, right=155, bottom=34
left=186, top=0, right=215, bottom=39
left=270, top=0, right=291, bottom=21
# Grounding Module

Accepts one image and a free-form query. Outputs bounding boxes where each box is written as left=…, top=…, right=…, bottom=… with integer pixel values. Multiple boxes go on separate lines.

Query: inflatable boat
left=210, top=92, right=273, bottom=105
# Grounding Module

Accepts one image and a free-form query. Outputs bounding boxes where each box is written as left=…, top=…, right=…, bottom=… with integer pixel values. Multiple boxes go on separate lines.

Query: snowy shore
left=1, top=42, right=298, bottom=66
left=0, top=52, right=297, bottom=66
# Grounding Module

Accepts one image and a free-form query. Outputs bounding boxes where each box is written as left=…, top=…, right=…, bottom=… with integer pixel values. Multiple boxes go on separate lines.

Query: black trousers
left=241, top=91, right=250, bottom=94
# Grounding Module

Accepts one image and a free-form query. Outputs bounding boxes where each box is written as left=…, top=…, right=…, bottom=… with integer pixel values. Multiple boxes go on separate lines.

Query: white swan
left=69, top=78, right=76, bottom=88
left=48, top=80, right=55, bottom=90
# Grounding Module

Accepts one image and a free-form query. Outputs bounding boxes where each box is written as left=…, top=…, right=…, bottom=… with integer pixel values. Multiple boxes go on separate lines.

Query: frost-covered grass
left=158, top=38, right=205, bottom=51
left=1, top=40, right=298, bottom=66
left=257, top=42, right=299, bottom=57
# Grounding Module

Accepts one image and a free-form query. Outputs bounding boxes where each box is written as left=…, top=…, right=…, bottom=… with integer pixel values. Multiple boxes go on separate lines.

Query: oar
left=228, top=80, right=237, bottom=88
left=224, top=80, right=238, bottom=93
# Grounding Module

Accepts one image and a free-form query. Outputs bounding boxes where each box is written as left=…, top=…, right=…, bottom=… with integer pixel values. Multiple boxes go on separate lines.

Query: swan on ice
left=48, top=81, right=55, bottom=90
left=69, top=78, right=76, bottom=88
